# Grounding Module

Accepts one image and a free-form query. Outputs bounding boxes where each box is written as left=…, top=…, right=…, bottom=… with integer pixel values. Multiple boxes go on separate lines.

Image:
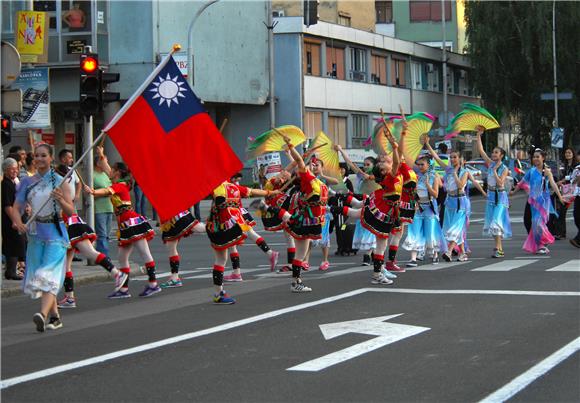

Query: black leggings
left=574, top=197, right=580, bottom=242
left=524, top=201, right=532, bottom=234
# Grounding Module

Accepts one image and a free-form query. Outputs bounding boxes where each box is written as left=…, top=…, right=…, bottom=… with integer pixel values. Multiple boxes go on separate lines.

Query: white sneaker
left=381, top=267, right=397, bottom=279
left=457, top=253, right=469, bottom=262
left=371, top=273, right=393, bottom=285
left=417, top=251, right=425, bottom=261
left=536, top=247, right=549, bottom=255
left=291, top=282, right=312, bottom=293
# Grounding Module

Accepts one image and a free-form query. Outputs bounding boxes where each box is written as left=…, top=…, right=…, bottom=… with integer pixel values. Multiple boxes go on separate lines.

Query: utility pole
left=441, top=0, right=448, bottom=132
left=83, top=45, right=95, bottom=233
left=267, top=0, right=276, bottom=128
left=552, top=1, right=560, bottom=170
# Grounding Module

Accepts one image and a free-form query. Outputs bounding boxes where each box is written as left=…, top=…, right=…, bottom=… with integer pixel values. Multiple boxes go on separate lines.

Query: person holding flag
left=84, top=162, right=158, bottom=298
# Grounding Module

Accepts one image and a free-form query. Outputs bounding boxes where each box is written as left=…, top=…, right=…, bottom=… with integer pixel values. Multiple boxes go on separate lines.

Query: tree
left=464, top=1, right=580, bottom=150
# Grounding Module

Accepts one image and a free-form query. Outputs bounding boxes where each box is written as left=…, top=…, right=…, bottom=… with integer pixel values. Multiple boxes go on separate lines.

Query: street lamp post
left=187, top=0, right=220, bottom=88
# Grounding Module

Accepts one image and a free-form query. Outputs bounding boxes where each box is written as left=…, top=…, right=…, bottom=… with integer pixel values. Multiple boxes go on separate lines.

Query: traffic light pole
left=84, top=115, right=95, bottom=235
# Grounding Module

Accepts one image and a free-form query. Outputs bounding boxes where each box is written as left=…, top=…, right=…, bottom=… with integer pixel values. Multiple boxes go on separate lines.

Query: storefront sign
left=67, top=39, right=86, bottom=54
left=15, top=11, right=49, bottom=63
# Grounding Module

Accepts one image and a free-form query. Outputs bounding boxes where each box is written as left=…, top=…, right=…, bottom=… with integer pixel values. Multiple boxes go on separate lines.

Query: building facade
left=274, top=17, right=478, bottom=153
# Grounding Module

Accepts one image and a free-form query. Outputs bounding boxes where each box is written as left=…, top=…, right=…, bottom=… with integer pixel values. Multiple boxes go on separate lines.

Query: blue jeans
left=95, top=212, right=113, bottom=256
left=134, top=185, right=146, bottom=216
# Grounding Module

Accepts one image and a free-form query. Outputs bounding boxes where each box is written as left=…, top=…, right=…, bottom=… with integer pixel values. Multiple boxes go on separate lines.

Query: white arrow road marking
left=546, top=260, right=580, bottom=272
left=287, top=314, right=430, bottom=372
left=2, top=288, right=578, bottom=390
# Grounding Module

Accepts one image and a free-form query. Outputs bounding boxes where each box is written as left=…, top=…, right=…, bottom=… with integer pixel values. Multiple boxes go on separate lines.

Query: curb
left=1, top=273, right=111, bottom=299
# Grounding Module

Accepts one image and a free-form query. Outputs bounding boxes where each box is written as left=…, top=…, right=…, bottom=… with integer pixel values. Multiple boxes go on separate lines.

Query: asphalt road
left=2, top=194, right=579, bottom=402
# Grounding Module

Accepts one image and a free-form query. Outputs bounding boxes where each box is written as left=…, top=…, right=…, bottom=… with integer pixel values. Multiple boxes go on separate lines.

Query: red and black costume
left=206, top=182, right=251, bottom=250
left=63, top=212, right=97, bottom=249
left=360, top=172, right=403, bottom=238
left=261, top=178, right=298, bottom=232
left=285, top=170, right=329, bottom=240
left=161, top=210, right=199, bottom=243
left=398, top=162, right=418, bottom=224
left=108, top=181, right=154, bottom=246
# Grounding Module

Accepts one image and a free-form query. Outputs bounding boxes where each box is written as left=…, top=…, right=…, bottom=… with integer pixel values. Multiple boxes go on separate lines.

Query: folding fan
left=372, top=117, right=401, bottom=156
left=401, top=112, right=435, bottom=163
left=246, top=125, right=306, bottom=159
left=308, top=131, right=344, bottom=189
left=445, top=103, right=500, bottom=139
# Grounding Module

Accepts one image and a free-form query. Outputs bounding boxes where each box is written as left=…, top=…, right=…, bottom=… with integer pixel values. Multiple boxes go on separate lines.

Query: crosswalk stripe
left=471, top=259, right=537, bottom=271
left=546, top=260, right=580, bottom=272
left=412, top=260, right=472, bottom=271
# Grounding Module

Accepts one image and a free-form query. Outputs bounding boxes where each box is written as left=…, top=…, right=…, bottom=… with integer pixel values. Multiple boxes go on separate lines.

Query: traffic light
left=99, top=70, right=120, bottom=107
left=79, top=52, right=100, bottom=116
left=1, top=115, right=12, bottom=145
left=304, top=0, right=319, bottom=26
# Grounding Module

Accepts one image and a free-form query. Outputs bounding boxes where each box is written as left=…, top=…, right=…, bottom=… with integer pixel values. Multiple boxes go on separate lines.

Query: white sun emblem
left=149, top=73, right=187, bottom=107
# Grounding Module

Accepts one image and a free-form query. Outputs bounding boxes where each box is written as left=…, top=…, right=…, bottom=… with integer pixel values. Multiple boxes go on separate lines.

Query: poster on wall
left=15, top=11, right=49, bottom=63
left=11, top=67, right=51, bottom=130
left=256, top=152, right=282, bottom=179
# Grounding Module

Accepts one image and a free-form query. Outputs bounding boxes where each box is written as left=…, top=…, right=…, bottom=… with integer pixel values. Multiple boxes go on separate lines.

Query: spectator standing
left=92, top=148, right=114, bottom=256
left=2, top=158, right=26, bottom=280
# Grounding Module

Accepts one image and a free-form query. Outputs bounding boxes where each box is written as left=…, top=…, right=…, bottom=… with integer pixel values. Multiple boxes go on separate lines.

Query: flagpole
left=103, top=44, right=182, bottom=132
left=25, top=130, right=107, bottom=227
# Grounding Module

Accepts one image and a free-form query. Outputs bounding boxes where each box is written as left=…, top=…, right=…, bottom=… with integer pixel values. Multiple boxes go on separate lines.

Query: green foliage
left=464, top=1, right=580, bottom=149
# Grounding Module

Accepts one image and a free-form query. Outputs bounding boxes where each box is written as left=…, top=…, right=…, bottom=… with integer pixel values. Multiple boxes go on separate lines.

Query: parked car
left=466, top=159, right=488, bottom=187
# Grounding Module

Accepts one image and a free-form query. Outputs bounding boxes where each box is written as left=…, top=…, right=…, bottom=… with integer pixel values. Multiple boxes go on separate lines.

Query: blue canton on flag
left=142, top=56, right=205, bottom=133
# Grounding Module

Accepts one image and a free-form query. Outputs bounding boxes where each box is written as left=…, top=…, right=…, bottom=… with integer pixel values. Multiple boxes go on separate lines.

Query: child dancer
left=474, top=127, right=512, bottom=257
left=55, top=162, right=127, bottom=308
left=424, top=138, right=470, bottom=262
left=511, top=148, right=564, bottom=254
left=159, top=209, right=206, bottom=288
left=333, top=131, right=402, bottom=285
left=85, top=163, right=158, bottom=298
left=222, top=174, right=279, bottom=282
left=278, top=137, right=329, bottom=292
left=334, top=146, right=382, bottom=268
left=206, top=181, right=278, bottom=303
left=402, top=154, right=447, bottom=266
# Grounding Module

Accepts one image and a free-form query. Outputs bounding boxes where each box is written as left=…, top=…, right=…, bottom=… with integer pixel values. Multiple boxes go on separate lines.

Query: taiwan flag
left=104, top=54, right=242, bottom=222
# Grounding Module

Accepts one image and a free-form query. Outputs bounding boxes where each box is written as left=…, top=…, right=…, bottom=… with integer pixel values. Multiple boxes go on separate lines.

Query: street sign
left=540, top=92, right=573, bottom=101
left=287, top=314, right=430, bottom=372
left=1, top=41, right=21, bottom=88
left=1, top=89, right=23, bottom=114
left=551, top=128, right=564, bottom=149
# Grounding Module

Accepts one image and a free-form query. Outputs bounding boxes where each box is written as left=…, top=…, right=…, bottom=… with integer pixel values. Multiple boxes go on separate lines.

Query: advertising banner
left=11, top=67, right=51, bottom=130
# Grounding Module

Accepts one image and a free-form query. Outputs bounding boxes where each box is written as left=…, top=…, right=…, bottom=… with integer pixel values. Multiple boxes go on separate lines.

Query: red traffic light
left=1, top=118, right=8, bottom=129
left=81, top=56, right=98, bottom=73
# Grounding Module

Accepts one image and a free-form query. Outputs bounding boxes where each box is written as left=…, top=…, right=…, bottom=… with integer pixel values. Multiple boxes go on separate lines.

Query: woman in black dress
left=2, top=158, right=26, bottom=280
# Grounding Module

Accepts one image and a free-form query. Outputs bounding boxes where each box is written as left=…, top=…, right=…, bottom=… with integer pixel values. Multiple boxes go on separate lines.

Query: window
left=303, top=41, right=321, bottom=76
left=391, top=57, right=407, bottom=87
left=338, top=13, right=351, bottom=27
left=410, top=0, right=451, bottom=22
left=326, top=44, right=345, bottom=79
left=371, top=54, right=386, bottom=84
left=328, top=115, right=347, bottom=147
left=411, top=61, right=422, bottom=90
left=304, top=111, right=323, bottom=139
left=375, top=1, right=393, bottom=23
left=350, top=48, right=367, bottom=82
left=427, top=63, right=439, bottom=91
left=351, top=115, right=369, bottom=149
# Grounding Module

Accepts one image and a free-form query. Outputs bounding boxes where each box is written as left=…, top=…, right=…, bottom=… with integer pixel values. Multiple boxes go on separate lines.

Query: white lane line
left=367, top=288, right=580, bottom=296
left=546, top=260, right=580, bottom=272
left=479, top=337, right=580, bottom=403
left=472, top=259, right=537, bottom=272
left=515, top=256, right=551, bottom=259
left=2, top=288, right=579, bottom=390
left=182, top=268, right=268, bottom=280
